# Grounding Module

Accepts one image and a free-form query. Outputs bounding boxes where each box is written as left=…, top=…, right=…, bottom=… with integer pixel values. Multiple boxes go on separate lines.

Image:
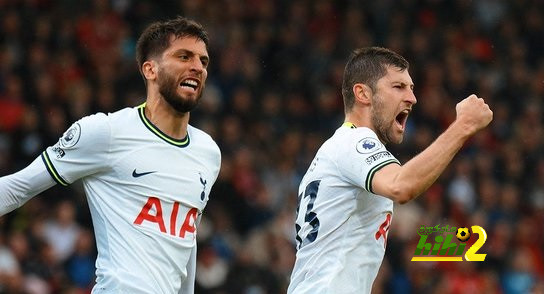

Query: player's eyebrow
left=394, top=81, right=414, bottom=91
left=173, top=49, right=210, bottom=65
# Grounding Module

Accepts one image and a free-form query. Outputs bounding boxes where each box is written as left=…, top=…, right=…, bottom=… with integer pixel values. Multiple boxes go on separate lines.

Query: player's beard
left=371, top=93, right=403, bottom=144
left=158, top=68, right=202, bottom=114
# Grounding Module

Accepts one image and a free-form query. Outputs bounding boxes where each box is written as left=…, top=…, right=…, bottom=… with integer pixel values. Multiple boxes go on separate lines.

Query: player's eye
left=180, top=55, right=189, bottom=60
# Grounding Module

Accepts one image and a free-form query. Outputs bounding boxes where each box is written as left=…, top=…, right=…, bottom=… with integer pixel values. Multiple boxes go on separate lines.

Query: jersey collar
left=137, top=103, right=190, bottom=148
left=342, top=122, right=357, bottom=129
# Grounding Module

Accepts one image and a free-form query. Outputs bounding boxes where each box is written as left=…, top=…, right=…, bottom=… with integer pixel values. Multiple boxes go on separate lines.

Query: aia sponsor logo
left=134, top=197, right=199, bottom=239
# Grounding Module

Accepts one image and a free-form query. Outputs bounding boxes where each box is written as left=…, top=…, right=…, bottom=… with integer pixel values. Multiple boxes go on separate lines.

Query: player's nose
left=189, top=57, right=204, bottom=73
left=405, top=91, right=417, bottom=105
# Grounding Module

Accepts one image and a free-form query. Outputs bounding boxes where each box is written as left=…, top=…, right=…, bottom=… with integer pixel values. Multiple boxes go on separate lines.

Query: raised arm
left=372, top=94, right=493, bottom=204
left=0, top=156, right=56, bottom=215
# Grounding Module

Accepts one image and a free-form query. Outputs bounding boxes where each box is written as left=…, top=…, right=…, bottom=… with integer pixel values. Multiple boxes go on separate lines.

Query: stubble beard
left=371, top=93, right=403, bottom=145
left=158, top=69, right=202, bottom=114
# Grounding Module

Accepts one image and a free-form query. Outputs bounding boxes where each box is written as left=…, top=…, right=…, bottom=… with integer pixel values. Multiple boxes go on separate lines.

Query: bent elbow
left=390, top=185, right=415, bottom=205
left=394, top=193, right=411, bottom=204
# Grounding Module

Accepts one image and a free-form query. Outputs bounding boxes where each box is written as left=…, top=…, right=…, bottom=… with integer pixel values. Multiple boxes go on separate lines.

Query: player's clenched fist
left=455, top=94, right=493, bottom=136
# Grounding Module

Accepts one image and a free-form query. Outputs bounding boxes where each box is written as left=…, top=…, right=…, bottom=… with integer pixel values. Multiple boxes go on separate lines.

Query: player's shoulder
left=77, top=107, right=135, bottom=125
left=71, top=112, right=111, bottom=139
left=72, top=107, right=137, bottom=141
left=77, top=111, right=108, bottom=125
left=103, top=106, right=139, bottom=123
left=55, top=111, right=113, bottom=152
left=334, top=126, right=379, bottom=142
left=188, top=125, right=221, bottom=153
left=327, top=126, right=383, bottom=153
left=188, top=125, right=217, bottom=144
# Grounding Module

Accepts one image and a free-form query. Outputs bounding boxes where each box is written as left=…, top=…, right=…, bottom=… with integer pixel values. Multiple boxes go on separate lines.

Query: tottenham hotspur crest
left=199, top=173, right=207, bottom=201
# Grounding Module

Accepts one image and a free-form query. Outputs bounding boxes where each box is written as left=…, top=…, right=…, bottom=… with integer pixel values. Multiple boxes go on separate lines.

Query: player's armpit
left=0, top=156, right=56, bottom=216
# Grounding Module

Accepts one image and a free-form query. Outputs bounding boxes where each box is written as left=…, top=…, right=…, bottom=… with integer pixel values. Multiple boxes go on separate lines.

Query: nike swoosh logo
left=132, top=169, right=157, bottom=178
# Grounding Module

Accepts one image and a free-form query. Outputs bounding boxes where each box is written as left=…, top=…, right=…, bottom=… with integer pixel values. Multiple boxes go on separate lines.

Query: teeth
left=183, top=79, right=198, bottom=86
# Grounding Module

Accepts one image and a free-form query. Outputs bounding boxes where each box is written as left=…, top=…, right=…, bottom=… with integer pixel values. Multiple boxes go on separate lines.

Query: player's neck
left=344, top=108, right=373, bottom=130
left=144, top=98, right=189, bottom=140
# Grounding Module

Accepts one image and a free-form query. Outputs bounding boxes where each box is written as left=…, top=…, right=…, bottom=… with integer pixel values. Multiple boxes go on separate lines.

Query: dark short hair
left=136, top=16, right=209, bottom=81
left=341, top=47, right=409, bottom=113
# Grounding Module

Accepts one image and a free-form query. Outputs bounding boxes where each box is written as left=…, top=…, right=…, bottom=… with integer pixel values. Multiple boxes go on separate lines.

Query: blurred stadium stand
left=0, top=0, right=542, bottom=293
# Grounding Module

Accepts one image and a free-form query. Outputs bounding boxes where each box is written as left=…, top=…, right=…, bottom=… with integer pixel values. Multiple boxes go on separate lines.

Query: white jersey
left=288, top=124, right=399, bottom=294
left=41, top=104, right=221, bottom=293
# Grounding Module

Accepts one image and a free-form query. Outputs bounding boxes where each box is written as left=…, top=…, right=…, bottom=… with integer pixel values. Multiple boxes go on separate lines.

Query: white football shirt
left=41, top=104, right=221, bottom=293
left=288, top=124, right=399, bottom=294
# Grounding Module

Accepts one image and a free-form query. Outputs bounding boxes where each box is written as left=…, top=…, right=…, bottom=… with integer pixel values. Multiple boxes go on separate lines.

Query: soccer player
left=287, top=47, right=493, bottom=293
left=0, top=17, right=221, bottom=293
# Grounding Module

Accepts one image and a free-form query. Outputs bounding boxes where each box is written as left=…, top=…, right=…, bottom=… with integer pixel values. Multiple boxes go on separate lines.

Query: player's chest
left=109, top=145, right=215, bottom=209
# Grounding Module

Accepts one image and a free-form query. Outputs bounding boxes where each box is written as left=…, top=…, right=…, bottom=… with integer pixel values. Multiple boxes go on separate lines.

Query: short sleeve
left=41, top=113, right=111, bottom=186
left=335, top=129, right=400, bottom=193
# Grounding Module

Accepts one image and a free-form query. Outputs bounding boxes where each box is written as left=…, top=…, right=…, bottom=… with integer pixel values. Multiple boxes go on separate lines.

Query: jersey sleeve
left=335, top=129, right=400, bottom=194
left=41, top=113, right=111, bottom=186
left=0, top=156, right=56, bottom=216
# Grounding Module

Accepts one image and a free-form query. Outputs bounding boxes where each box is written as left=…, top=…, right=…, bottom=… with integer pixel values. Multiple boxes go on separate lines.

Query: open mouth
left=395, top=109, right=410, bottom=130
left=180, top=78, right=199, bottom=91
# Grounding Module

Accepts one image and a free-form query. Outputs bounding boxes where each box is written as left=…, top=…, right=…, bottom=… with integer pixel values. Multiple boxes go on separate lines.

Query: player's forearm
left=0, top=174, right=26, bottom=214
left=0, top=157, right=56, bottom=216
left=391, top=121, right=470, bottom=203
left=375, top=95, right=492, bottom=204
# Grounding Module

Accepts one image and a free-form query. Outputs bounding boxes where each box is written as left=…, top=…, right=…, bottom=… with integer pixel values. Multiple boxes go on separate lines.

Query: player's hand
left=455, top=94, right=493, bottom=136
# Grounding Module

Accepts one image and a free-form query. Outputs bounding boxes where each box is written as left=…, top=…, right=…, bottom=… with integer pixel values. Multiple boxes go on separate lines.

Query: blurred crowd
left=0, top=0, right=543, bottom=293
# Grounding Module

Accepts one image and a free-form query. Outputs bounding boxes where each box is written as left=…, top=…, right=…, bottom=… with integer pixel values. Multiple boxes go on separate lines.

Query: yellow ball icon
left=456, top=227, right=471, bottom=242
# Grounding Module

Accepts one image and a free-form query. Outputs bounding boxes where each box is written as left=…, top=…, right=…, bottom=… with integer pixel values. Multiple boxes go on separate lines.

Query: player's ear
left=142, top=60, right=157, bottom=81
left=353, top=83, right=373, bottom=105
